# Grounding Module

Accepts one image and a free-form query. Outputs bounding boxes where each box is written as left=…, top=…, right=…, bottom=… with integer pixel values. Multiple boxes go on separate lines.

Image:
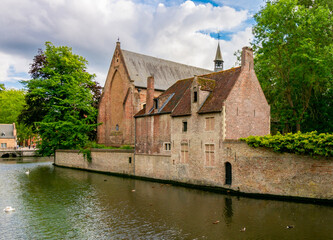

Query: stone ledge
left=91, top=148, right=134, bottom=153
left=135, top=153, right=171, bottom=157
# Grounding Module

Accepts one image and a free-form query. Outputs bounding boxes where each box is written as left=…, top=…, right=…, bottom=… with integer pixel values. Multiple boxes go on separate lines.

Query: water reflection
left=224, top=197, right=233, bottom=226
left=1, top=159, right=333, bottom=239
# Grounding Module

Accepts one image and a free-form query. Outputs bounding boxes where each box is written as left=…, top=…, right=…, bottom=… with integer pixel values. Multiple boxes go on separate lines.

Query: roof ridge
left=122, top=49, right=212, bottom=72
left=200, top=66, right=241, bottom=78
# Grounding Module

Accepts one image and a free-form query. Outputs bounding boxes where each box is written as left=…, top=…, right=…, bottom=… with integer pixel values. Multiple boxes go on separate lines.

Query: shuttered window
left=205, top=144, right=215, bottom=166
left=180, top=143, right=189, bottom=163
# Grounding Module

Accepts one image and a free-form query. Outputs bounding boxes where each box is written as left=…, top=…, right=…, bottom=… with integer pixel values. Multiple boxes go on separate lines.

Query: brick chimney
left=146, top=76, right=154, bottom=114
left=241, top=46, right=254, bottom=71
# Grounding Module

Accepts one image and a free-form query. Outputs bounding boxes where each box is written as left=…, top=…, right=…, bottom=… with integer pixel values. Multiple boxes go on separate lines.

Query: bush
left=240, top=131, right=333, bottom=157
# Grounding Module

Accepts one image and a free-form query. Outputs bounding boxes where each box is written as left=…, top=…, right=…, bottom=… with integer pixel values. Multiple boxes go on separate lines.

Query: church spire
left=214, top=42, right=224, bottom=72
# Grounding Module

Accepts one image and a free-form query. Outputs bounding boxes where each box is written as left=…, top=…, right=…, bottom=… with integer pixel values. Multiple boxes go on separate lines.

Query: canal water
left=1, top=158, right=333, bottom=240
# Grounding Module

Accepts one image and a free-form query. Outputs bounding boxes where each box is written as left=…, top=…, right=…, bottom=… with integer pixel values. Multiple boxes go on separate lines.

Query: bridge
left=0, top=149, right=38, bottom=158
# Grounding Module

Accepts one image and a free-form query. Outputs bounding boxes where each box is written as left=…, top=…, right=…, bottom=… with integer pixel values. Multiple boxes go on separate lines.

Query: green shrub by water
left=240, top=131, right=333, bottom=157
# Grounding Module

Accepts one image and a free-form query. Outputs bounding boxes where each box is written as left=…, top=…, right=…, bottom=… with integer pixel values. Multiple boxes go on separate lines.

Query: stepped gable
left=198, top=67, right=241, bottom=113
left=122, top=50, right=211, bottom=91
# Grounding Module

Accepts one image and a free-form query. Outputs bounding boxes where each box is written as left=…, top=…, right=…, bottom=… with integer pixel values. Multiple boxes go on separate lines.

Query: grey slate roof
left=0, top=124, right=15, bottom=139
left=122, top=50, right=212, bottom=90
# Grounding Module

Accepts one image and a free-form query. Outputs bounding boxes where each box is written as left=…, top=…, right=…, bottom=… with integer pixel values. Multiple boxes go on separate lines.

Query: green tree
left=0, top=88, right=25, bottom=124
left=22, top=42, right=98, bottom=156
left=19, top=48, right=102, bottom=140
left=0, top=83, right=4, bottom=91
left=252, top=0, right=333, bottom=133
left=16, top=123, right=35, bottom=147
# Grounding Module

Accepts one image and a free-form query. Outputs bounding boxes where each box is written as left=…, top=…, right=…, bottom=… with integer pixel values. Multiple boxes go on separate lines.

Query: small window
left=154, top=99, right=159, bottom=109
left=180, top=143, right=189, bottom=163
left=193, top=91, right=198, bottom=102
left=129, top=157, right=132, bottom=164
left=116, top=124, right=119, bottom=131
left=225, top=162, right=232, bottom=185
left=164, top=143, right=171, bottom=151
left=1, top=143, right=7, bottom=148
left=205, top=117, right=215, bottom=131
left=205, top=144, right=215, bottom=166
left=182, top=121, right=187, bottom=132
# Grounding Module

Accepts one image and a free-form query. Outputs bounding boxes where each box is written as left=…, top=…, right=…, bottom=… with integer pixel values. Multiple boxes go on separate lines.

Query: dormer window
left=154, top=99, right=159, bottom=109
left=1, top=132, right=5, bottom=136
left=193, top=88, right=197, bottom=103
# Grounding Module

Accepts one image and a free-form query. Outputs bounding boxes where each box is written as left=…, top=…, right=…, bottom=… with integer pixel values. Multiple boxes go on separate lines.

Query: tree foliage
left=0, top=88, right=25, bottom=124
left=21, top=42, right=99, bottom=156
left=252, top=0, right=333, bottom=133
left=19, top=46, right=102, bottom=135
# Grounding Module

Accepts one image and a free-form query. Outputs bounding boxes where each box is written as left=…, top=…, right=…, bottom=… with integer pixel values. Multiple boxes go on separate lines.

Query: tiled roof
left=0, top=124, right=15, bottom=139
left=198, top=67, right=241, bottom=113
left=122, top=50, right=211, bottom=90
left=135, top=67, right=241, bottom=117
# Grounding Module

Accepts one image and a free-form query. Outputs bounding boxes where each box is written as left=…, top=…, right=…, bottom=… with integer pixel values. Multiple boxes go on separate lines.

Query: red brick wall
left=97, top=44, right=134, bottom=146
left=135, top=114, right=171, bottom=155
left=97, top=44, right=164, bottom=146
left=224, top=66, right=270, bottom=139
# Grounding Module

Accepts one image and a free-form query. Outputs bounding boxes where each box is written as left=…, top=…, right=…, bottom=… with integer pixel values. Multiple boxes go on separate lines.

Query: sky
left=0, top=0, right=266, bottom=89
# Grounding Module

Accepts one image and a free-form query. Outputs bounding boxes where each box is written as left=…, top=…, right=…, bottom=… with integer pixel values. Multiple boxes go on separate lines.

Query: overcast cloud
left=0, top=0, right=265, bottom=89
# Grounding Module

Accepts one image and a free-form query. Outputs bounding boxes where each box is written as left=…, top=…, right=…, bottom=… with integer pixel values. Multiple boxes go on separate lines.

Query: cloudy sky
left=0, top=0, right=266, bottom=89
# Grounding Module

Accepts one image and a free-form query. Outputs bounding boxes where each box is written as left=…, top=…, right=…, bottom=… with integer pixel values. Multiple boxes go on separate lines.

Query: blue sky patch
left=198, top=30, right=234, bottom=41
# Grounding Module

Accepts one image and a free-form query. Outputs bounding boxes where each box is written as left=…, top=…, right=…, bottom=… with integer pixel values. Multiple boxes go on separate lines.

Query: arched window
left=225, top=162, right=232, bottom=185
left=116, top=124, right=119, bottom=131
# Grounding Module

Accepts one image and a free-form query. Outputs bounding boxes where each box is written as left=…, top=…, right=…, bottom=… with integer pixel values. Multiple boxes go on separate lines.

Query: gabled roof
left=0, top=124, right=15, bottom=139
left=198, top=67, right=241, bottom=113
left=122, top=50, right=212, bottom=90
left=135, top=67, right=241, bottom=117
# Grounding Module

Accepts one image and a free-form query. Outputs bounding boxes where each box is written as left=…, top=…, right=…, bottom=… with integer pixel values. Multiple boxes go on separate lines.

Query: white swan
left=25, top=170, right=30, bottom=175
left=4, top=206, right=15, bottom=212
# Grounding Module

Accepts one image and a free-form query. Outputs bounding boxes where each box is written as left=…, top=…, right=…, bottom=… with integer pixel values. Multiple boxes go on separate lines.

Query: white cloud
left=0, top=52, right=30, bottom=83
left=0, top=0, right=256, bottom=87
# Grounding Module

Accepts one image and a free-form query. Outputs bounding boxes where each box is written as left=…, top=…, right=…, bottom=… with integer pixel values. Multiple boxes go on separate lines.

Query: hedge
left=240, top=131, right=333, bottom=157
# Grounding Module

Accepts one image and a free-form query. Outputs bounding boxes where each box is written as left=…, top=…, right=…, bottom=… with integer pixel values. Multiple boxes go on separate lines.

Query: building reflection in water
left=223, top=197, right=233, bottom=226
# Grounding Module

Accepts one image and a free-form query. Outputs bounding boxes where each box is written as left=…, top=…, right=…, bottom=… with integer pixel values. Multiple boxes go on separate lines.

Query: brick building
left=97, top=42, right=211, bottom=146
left=0, top=123, right=17, bottom=149
left=135, top=46, right=270, bottom=166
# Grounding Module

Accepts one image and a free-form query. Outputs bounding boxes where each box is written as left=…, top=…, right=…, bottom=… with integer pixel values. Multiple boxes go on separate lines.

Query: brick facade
left=98, top=42, right=209, bottom=146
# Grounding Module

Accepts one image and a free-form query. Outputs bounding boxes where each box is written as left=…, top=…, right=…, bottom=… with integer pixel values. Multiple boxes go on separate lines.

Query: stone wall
left=55, top=142, right=333, bottom=201
left=55, top=149, right=134, bottom=175
left=221, top=141, right=333, bottom=200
